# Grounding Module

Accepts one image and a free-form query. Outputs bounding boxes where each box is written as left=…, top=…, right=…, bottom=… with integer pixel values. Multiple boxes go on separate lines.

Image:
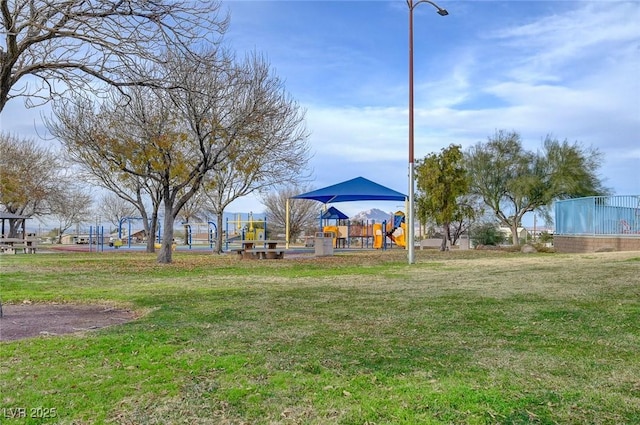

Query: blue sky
left=2, top=0, right=639, bottom=220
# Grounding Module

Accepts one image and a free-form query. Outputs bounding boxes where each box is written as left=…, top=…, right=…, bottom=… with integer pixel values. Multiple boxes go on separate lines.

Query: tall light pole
left=407, top=0, right=448, bottom=264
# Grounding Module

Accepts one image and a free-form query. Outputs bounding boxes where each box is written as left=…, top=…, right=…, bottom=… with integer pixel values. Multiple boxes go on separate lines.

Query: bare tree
left=98, top=192, right=137, bottom=231
left=202, top=164, right=255, bottom=254
left=47, top=95, right=165, bottom=252
left=0, top=0, right=228, bottom=112
left=177, top=191, right=207, bottom=245
left=261, top=184, right=318, bottom=243
left=202, top=150, right=311, bottom=253
left=446, top=195, right=483, bottom=247
left=151, top=50, right=309, bottom=261
left=48, top=47, right=307, bottom=263
left=0, top=132, right=66, bottom=236
left=50, top=184, right=93, bottom=243
left=200, top=53, right=310, bottom=253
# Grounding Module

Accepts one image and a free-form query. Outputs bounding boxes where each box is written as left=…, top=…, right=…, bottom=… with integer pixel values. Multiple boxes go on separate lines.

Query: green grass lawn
left=1, top=249, right=639, bottom=424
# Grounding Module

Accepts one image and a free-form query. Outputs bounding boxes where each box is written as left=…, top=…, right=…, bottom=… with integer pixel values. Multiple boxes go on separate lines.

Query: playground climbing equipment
left=385, top=211, right=407, bottom=248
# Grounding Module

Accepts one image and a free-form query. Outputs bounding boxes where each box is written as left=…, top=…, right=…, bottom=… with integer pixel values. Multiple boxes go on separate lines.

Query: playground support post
left=406, top=0, right=448, bottom=264
left=225, top=217, right=229, bottom=251
left=89, top=226, right=104, bottom=252
left=285, top=198, right=290, bottom=249
left=185, top=224, right=192, bottom=249
left=118, top=217, right=143, bottom=248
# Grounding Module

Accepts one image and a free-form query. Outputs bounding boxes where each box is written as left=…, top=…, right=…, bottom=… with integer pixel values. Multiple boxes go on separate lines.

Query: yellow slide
left=373, top=223, right=383, bottom=249
left=388, top=223, right=406, bottom=248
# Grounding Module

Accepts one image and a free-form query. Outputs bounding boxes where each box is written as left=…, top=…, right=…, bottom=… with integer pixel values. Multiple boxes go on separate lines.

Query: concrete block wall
left=554, top=236, right=640, bottom=253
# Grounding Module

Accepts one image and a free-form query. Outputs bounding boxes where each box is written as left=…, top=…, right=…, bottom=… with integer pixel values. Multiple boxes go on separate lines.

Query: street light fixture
left=406, top=0, right=448, bottom=264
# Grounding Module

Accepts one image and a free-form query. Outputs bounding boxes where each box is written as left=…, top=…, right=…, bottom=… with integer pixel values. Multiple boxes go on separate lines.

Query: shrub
left=470, top=222, right=506, bottom=246
left=539, top=231, right=554, bottom=244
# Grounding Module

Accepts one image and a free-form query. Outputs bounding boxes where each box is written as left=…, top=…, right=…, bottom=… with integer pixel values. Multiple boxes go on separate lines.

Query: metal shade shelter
left=285, top=177, right=406, bottom=248
left=0, top=211, right=30, bottom=239
left=321, top=206, right=349, bottom=220
left=292, top=177, right=406, bottom=204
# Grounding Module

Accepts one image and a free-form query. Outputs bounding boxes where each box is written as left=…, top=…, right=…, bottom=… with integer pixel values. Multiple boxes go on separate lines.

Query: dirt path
left=0, top=303, right=137, bottom=341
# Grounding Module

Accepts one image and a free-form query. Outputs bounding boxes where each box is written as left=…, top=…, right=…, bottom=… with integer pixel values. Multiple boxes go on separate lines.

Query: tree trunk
left=139, top=210, right=155, bottom=253
left=157, top=205, right=175, bottom=264
left=8, top=219, right=20, bottom=238
left=215, top=213, right=224, bottom=254
left=146, top=204, right=161, bottom=253
left=441, top=222, right=451, bottom=251
left=146, top=214, right=157, bottom=253
left=511, top=222, right=520, bottom=246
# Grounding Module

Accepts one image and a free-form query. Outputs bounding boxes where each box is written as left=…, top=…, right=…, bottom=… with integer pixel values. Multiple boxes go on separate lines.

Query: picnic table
left=234, top=240, right=286, bottom=260
left=0, top=237, right=37, bottom=254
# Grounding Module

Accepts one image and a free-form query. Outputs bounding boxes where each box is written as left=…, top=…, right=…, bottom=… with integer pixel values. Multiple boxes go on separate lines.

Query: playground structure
left=224, top=213, right=267, bottom=250
left=105, top=213, right=269, bottom=251
left=118, top=213, right=267, bottom=250
left=319, top=209, right=407, bottom=250
left=117, top=217, right=155, bottom=248
left=182, top=221, right=218, bottom=249
left=226, top=213, right=265, bottom=240
left=180, top=213, right=269, bottom=250
left=65, top=207, right=412, bottom=253
left=385, top=211, right=407, bottom=248
left=289, top=177, right=408, bottom=250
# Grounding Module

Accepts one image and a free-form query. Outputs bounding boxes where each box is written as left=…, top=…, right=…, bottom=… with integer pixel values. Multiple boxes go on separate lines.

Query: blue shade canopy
left=292, top=177, right=406, bottom=204
left=321, top=206, right=349, bottom=220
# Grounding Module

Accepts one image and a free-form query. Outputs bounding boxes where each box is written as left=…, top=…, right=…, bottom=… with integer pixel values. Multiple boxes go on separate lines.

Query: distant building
left=498, top=226, right=530, bottom=242
left=60, top=233, right=107, bottom=245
